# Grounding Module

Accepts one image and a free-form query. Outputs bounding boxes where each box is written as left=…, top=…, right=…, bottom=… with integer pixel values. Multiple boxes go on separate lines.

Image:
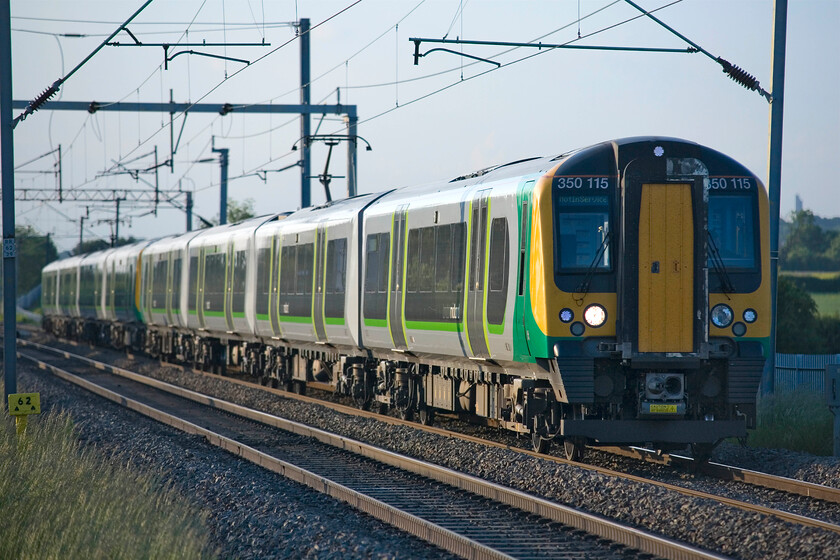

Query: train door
left=141, top=257, right=150, bottom=321
left=466, top=191, right=490, bottom=357
left=269, top=235, right=282, bottom=336
left=388, top=207, right=408, bottom=349
left=224, top=242, right=234, bottom=331
left=313, top=227, right=328, bottom=342
left=108, top=262, right=116, bottom=318
left=165, top=252, right=174, bottom=326
left=637, top=183, right=694, bottom=352
left=196, top=247, right=206, bottom=329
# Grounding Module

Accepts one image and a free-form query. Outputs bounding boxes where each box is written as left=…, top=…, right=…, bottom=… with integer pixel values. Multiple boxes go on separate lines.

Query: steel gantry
left=11, top=97, right=361, bottom=209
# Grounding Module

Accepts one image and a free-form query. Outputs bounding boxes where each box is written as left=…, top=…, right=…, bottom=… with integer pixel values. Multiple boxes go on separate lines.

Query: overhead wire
left=329, top=0, right=681, bottom=131
left=442, top=0, right=469, bottom=40
left=30, top=0, right=690, bottom=234
left=235, top=0, right=427, bottom=111
left=343, top=0, right=622, bottom=92
left=187, top=0, right=642, bottom=198
left=108, top=0, right=364, bottom=173
left=11, top=23, right=295, bottom=38
left=10, top=16, right=296, bottom=25
left=37, top=0, right=219, bottom=202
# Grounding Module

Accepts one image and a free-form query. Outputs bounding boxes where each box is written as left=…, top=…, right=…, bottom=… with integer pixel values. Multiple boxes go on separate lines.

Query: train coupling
left=639, top=372, right=686, bottom=417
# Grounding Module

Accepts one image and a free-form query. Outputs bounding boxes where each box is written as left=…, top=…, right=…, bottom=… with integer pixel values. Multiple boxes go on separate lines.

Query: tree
left=776, top=276, right=819, bottom=353
left=72, top=236, right=140, bottom=255
left=780, top=210, right=840, bottom=271
left=228, top=198, right=256, bottom=223
left=14, top=225, right=58, bottom=295
left=199, top=198, right=256, bottom=228
left=73, top=239, right=110, bottom=255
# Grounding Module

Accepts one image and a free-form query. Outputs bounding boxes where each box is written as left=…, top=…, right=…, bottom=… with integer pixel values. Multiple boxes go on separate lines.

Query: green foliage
left=782, top=271, right=840, bottom=293
left=228, top=198, right=256, bottom=223
left=780, top=210, right=840, bottom=271
left=73, top=239, right=110, bottom=255
left=14, top=226, right=58, bottom=294
left=748, top=390, right=834, bottom=455
left=0, top=408, right=214, bottom=559
left=811, top=293, right=840, bottom=317
left=776, top=276, right=840, bottom=353
left=200, top=198, right=255, bottom=228
left=776, top=276, right=820, bottom=352
left=73, top=237, right=139, bottom=256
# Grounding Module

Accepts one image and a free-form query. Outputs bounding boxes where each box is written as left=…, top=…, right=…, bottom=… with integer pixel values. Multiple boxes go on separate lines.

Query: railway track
left=600, top=446, right=840, bottom=504
left=17, top=339, right=732, bottom=560
left=22, top=337, right=840, bottom=538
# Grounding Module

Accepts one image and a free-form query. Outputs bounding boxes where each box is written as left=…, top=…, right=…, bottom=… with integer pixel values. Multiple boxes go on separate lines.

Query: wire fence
left=774, top=353, right=840, bottom=395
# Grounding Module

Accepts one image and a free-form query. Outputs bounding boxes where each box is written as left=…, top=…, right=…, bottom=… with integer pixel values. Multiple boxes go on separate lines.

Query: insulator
left=717, top=57, right=760, bottom=91
left=27, top=80, right=61, bottom=115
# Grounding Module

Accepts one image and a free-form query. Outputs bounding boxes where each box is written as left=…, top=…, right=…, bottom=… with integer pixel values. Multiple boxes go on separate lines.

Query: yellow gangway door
left=638, top=183, right=694, bottom=352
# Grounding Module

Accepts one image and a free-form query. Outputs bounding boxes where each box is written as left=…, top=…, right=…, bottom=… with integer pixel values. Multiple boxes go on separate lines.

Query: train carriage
left=101, top=241, right=153, bottom=348
left=521, top=138, right=769, bottom=456
left=139, top=235, right=180, bottom=329
left=182, top=216, right=270, bottom=337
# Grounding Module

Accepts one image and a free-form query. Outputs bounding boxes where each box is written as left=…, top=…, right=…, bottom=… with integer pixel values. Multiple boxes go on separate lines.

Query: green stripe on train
left=279, top=315, right=313, bottom=324
left=404, top=320, right=463, bottom=332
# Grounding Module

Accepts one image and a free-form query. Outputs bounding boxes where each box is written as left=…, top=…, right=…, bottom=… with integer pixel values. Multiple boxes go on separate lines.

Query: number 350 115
left=556, top=177, right=609, bottom=189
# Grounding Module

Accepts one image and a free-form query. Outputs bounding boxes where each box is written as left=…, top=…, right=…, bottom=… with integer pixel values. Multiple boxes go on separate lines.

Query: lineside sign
left=9, top=393, right=40, bottom=415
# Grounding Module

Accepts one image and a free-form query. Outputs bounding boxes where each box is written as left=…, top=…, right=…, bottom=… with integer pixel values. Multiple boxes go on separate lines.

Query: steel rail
left=26, top=337, right=840, bottom=527
left=30, top=337, right=840, bottom=514
left=19, top=352, right=510, bottom=560
left=124, top=343, right=840, bottom=510
left=600, top=445, right=840, bottom=504
left=19, top=340, right=727, bottom=560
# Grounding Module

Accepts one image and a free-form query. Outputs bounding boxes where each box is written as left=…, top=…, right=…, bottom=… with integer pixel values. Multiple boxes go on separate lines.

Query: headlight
left=583, top=304, right=607, bottom=327
left=711, top=304, right=733, bottom=328
left=743, top=309, right=757, bottom=323
left=559, top=308, right=574, bottom=323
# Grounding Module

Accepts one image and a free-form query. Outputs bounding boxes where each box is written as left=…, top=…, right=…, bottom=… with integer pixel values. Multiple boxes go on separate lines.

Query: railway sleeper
left=47, top=319, right=749, bottom=462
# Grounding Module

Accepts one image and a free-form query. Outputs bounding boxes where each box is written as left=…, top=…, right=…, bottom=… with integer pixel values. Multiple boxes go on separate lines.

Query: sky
left=5, top=0, right=840, bottom=253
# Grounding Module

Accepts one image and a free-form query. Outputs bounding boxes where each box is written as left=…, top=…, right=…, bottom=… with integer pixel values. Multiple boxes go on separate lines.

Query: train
left=41, top=137, right=770, bottom=461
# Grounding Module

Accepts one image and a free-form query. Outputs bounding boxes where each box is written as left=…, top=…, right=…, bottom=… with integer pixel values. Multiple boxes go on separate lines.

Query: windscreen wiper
left=706, top=230, right=735, bottom=298
left=574, top=230, right=611, bottom=304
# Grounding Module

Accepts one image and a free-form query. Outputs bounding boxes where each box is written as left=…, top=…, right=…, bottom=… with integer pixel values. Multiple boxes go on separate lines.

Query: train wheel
left=563, top=438, right=584, bottom=462
left=418, top=406, right=435, bottom=426
left=531, top=432, right=550, bottom=454
left=690, top=443, right=714, bottom=464
left=398, top=408, right=414, bottom=422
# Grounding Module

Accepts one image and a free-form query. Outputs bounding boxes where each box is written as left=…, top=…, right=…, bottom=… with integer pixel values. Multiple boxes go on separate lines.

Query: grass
left=748, top=390, right=834, bottom=456
left=0, top=406, right=215, bottom=560
left=782, top=271, right=840, bottom=279
left=811, top=292, right=840, bottom=317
